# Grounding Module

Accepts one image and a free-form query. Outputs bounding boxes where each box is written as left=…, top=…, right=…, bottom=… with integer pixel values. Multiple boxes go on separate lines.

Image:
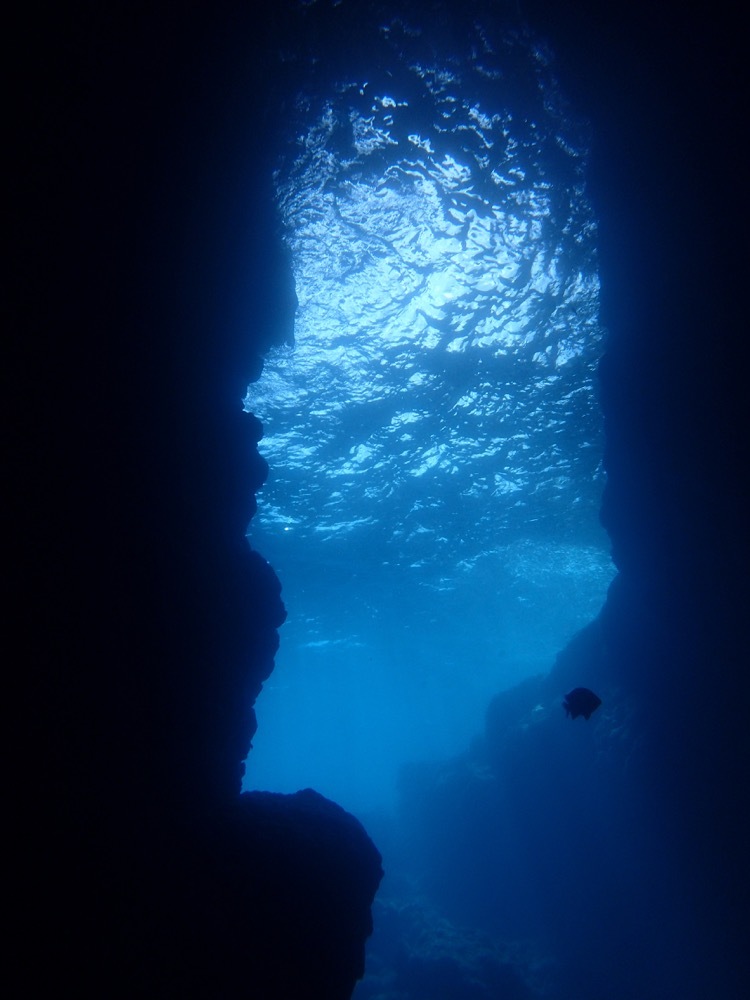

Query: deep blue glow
left=243, top=33, right=613, bottom=816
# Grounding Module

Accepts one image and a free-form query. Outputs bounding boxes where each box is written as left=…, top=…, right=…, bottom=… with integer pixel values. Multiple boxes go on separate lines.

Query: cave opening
left=242, top=15, right=613, bottom=820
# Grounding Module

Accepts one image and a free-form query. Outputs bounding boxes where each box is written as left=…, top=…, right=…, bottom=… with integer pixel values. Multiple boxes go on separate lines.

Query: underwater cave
left=24, top=2, right=747, bottom=999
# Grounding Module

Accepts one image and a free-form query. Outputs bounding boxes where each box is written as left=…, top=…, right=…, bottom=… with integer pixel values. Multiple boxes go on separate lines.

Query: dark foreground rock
left=210, top=790, right=384, bottom=999
left=178, top=790, right=384, bottom=999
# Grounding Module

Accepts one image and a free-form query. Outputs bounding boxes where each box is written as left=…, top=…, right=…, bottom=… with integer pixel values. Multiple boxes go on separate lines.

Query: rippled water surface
left=244, top=12, right=613, bottom=812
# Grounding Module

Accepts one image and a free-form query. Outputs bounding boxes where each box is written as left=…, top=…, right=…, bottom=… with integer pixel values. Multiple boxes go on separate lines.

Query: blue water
left=245, top=537, right=612, bottom=816
left=243, top=7, right=619, bottom=997
left=243, top=4, right=612, bottom=815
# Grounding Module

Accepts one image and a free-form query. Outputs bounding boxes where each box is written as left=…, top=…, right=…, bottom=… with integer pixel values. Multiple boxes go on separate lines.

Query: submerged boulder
left=204, top=789, right=385, bottom=999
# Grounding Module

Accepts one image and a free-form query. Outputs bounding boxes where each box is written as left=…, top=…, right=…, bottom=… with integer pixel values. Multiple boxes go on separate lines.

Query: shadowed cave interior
left=22, top=2, right=747, bottom=998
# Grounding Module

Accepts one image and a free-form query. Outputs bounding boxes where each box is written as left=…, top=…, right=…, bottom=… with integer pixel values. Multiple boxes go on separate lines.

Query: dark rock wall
left=396, top=4, right=748, bottom=997
left=17, top=5, right=381, bottom=997
left=531, top=0, right=748, bottom=975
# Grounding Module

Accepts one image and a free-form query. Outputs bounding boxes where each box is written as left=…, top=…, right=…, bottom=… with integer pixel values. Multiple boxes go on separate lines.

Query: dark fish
left=563, top=687, right=602, bottom=721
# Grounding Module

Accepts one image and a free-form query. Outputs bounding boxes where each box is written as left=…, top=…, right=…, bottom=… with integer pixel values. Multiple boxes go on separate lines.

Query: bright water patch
left=245, top=538, right=612, bottom=814
left=243, top=14, right=614, bottom=815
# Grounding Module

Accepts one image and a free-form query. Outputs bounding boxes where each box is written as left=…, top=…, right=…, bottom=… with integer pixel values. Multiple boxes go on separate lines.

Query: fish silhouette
left=563, top=687, right=602, bottom=721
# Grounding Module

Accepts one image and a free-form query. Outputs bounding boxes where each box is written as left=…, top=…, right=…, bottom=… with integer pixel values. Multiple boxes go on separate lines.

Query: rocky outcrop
left=205, top=790, right=384, bottom=999
left=132, top=790, right=383, bottom=999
